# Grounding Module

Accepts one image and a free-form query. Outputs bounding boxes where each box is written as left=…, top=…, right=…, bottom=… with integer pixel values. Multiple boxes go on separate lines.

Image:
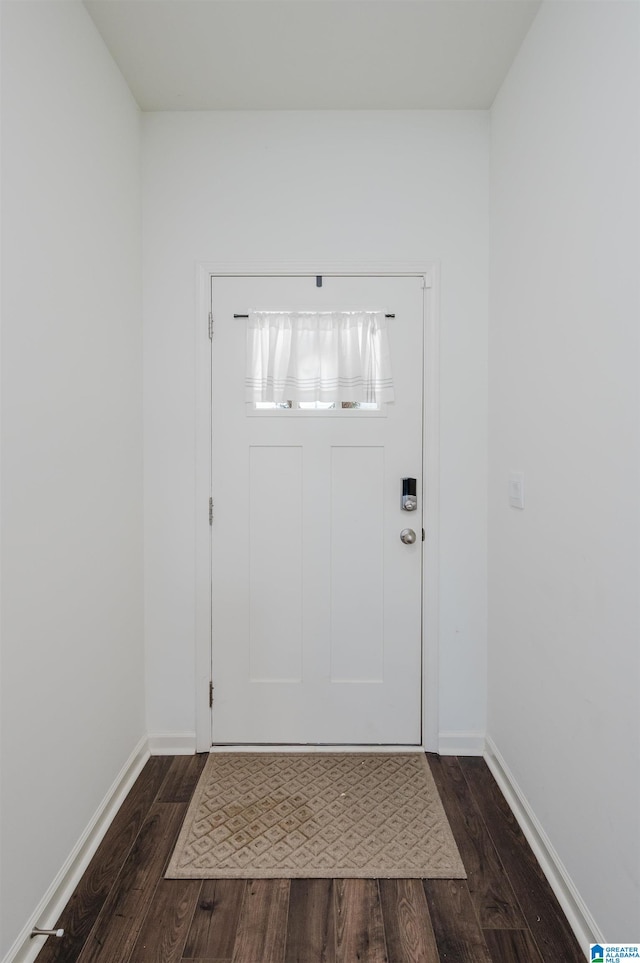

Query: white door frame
left=194, top=261, right=440, bottom=753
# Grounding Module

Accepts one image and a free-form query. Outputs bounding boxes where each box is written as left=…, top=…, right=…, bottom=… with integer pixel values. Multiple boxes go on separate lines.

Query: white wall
left=142, top=110, right=489, bottom=748
left=0, top=2, right=144, bottom=955
left=489, top=0, right=640, bottom=941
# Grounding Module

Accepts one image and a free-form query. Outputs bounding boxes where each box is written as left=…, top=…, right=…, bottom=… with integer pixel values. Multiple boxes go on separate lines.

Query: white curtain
left=245, top=311, right=394, bottom=404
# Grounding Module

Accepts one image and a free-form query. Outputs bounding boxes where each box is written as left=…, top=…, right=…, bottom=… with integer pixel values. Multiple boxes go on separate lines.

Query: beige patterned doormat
left=166, top=753, right=466, bottom=879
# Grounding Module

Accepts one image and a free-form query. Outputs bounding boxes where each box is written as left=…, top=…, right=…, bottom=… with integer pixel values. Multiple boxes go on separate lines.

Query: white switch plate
left=509, top=471, right=525, bottom=509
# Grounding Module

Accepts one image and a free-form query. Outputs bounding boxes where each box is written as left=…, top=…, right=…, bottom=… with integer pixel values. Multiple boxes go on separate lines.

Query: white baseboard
left=484, top=736, right=602, bottom=958
left=147, top=731, right=196, bottom=755
left=438, top=730, right=485, bottom=755
left=2, top=735, right=150, bottom=963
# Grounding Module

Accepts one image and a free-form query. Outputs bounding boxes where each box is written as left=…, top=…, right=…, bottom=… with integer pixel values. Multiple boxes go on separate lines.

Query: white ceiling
left=84, top=0, right=540, bottom=111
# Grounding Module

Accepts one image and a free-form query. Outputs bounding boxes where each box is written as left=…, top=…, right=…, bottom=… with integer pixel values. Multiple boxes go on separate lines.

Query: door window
left=245, top=310, right=394, bottom=407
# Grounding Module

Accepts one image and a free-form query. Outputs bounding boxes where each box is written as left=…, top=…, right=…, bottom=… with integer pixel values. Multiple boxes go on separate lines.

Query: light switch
left=509, top=471, right=525, bottom=509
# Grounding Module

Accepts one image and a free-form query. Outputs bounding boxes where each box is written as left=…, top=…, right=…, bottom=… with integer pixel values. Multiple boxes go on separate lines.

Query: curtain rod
left=233, top=313, right=395, bottom=319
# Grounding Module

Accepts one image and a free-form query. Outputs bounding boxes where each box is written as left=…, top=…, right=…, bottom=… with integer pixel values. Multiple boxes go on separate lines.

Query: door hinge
left=422, top=528, right=425, bottom=541
left=208, top=312, right=214, bottom=339
left=209, top=497, right=214, bottom=525
left=209, top=681, right=214, bottom=707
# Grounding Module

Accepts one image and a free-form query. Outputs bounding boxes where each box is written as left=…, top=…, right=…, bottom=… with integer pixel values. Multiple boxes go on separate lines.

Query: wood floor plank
left=458, top=758, right=584, bottom=963
left=334, top=879, right=387, bottom=963
left=232, top=879, right=290, bottom=963
left=483, top=928, right=545, bottom=963
left=378, top=879, right=439, bottom=963
left=423, top=879, right=493, bottom=963
left=183, top=880, right=247, bottom=960
left=285, top=879, right=336, bottom=963
left=428, top=754, right=526, bottom=930
left=74, top=802, right=187, bottom=963
left=35, top=756, right=173, bottom=963
left=158, top=754, right=208, bottom=803
left=131, top=879, right=201, bottom=962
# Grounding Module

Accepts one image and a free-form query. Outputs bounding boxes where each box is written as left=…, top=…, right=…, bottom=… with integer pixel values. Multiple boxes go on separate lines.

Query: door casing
left=194, top=260, right=440, bottom=752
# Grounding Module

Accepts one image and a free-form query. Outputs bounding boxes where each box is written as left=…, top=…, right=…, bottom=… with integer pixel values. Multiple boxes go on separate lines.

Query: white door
left=210, top=275, right=424, bottom=744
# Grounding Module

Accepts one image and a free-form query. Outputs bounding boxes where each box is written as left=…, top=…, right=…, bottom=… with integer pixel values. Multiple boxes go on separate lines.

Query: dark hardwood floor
left=34, top=753, right=585, bottom=963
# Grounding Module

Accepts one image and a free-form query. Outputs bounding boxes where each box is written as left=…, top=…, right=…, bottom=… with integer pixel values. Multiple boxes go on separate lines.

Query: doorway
left=207, top=274, right=427, bottom=745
